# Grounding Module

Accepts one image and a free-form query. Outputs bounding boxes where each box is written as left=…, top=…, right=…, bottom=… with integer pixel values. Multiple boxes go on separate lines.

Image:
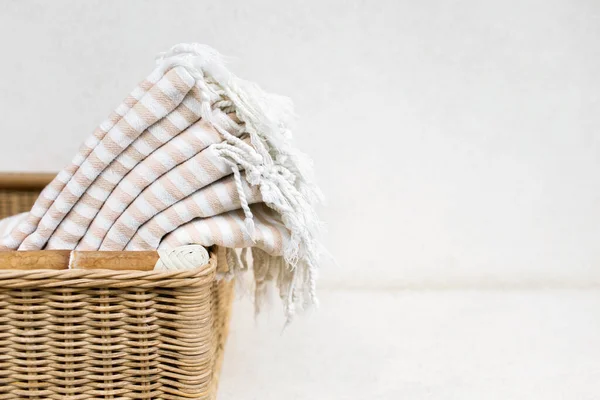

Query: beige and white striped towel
left=0, top=44, right=323, bottom=319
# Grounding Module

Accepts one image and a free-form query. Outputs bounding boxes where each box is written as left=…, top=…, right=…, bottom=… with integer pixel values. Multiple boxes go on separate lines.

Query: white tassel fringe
left=156, top=43, right=324, bottom=321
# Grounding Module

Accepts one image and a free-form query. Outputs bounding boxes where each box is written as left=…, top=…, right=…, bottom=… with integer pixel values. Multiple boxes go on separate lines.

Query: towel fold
left=0, top=43, right=323, bottom=320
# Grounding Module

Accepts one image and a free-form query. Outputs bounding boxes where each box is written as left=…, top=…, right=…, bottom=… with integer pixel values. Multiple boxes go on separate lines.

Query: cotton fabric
left=0, top=44, right=323, bottom=319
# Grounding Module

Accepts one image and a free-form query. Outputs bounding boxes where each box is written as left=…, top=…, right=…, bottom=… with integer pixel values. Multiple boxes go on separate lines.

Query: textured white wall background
left=0, top=0, right=599, bottom=288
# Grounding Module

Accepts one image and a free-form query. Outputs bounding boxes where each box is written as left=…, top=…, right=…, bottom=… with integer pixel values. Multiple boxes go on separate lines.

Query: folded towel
left=0, top=43, right=323, bottom=320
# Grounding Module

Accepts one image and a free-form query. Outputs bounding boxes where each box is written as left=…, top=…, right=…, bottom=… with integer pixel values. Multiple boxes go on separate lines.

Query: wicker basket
left=0, top=173, right=234, bottom=399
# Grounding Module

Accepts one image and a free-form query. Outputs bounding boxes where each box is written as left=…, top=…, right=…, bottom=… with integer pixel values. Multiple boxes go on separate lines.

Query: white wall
left=0, top=0, right=599, bottom=287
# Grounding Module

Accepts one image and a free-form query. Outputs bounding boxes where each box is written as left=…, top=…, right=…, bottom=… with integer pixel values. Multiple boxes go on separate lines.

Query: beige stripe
left=160, top=177, right=186, bottom=205
left=144, top=158, right=167, bottom=181
left=178, top=163, right=202, bottom=188
left=155, top=116, right=180, bottom=138
left=165, top=145, right=186, bottom=165
left=124, top=143, right=145, bottom=162
left=123, top=95, right=138, bottom=108
left=80, top=193, right=104, bottom=210
left=139, top=80, right=154, bottom=91
left=224, top=212, right=247, bottom=247
left=81, top=226, right=105, bottom=250
left=149, top=74, right=188, bottom=112
left=104, top=112, right=123, bottom=129
left=166, top=69, right=195, bottom=97
left=203, top=218, right=224, bottom=246
left=101, top=202, right=121, bottom=224
left=131, top=101, right=158, bottom=126
left=127, top=204, right=149, bottom=227
left=164, top=207, right=184, bottom=231
left=51, top=228, right=78, bottom=247
left=101, top=236, right=122, bottom=251
left=128, top=169, right=151, bottom=191
left=140, top=133, right=163, bottom=153
left=109, top=209, right=142, bottom=245
left=116, top=116, right=140, bottom=141
left=9, top=76, right=166, bottom=251
left=185, top=132, right=207, bottom=151
left=72, top=166, right=94, bottom=189
left=196, top=154, right=224, bottom=185
left=109, top=160, right=129, bottom=179
left=204, top=184, right=226, bottom=215
left=254, top=206, right=284, bottom=252
left=141, top=188, right=167, bottom=215
left=176, top=103, right=200, bottom=124
left=69, top=207, right=97, bottom=228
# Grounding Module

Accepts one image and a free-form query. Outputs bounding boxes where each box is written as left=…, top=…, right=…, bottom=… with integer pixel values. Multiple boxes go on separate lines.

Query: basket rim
left=0, top=252, right=217, bottom=288
left=0, top=172, right=56, bottom=190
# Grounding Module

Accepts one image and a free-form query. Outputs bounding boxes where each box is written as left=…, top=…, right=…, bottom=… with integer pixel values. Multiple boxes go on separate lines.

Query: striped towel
left=0, top=44, right=323, bottom=319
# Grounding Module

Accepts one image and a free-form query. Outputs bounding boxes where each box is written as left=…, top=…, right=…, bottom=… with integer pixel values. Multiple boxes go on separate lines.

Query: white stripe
left=120, top=213, right=140, bottom=233
left=133, top=195, right=158, bottom=216
left=118, top=179, right=139, bottom=199
left=74, top=202, right=97, bottom=220
left=130, top=86, right=146, bottom=100
left=54, top=198, right=72, bottom=215
left=230, top=212, right=256, bottom=248
left=147, top=68, right=164, bottom=84
left=106, top=195, right=127, bottom=214
left=167, top=171, right=194, bottom=196
left=132, top=137, right=155, bottom=156
left=108, top=125, right=126, bottom=148
left=131, top=228, right=158, bottom=250
left=31, top=204, right=46, bottom=218
left=156, top=75, right=179, bottom=101
left=173, top=66, right=195, bottom=87
left=213, top=216, right=236, bottom=247
left=155, top=151, right=177, bottom=171
left=183, top=95, right=202, bottom=114
left=78, top=235, right=101, bottom=250
left=154, top=213, right=176, bottom=232
left=87, top=185, right=109, bottom=202
left=103, top=228, right=129, bottom=250
left=205, top=147, right=231, bottom=174
left=46, top=236, right=72, bottom=250
left=147, top=123, right=171, bottom=143
left=66, top=178, right=86, bottom=198
left=72, top=152, right=87, bottom=167
left=187, top=158, right=210, bottom=185
left=150, top=182, right=177, bottom=208
left=133, top=164, right=157, bottom=183
left=140, top=92, right=168, bottom=118
left=102, top=169, right=122, bottom=185
left=57, top=170, right=72, bottom=183
left=115, top=103, right=130, bottom=116
left=80, top=161, right=100, bottom=181
left=93, top=213, right=114, bottom=231
left=213, top=183, right=235, bottom=209
left=123, top=108, right=146, bottom=133
left=23, top=232, right=46, bottom=248
left=173, top=201, right=191, bottom=221
left=192, top=192, right=215, bottom=216
left=171, top=137, right=196, bottom=158
left=166, top=110, right=189, bottom=131
left=42, top=185, right=60, bottom=199
left=62, top=218, right=86, bottom=237
left=99, top=119, right=115, bottom=132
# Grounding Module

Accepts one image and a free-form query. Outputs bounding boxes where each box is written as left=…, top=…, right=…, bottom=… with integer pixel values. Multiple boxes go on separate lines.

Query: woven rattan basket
left=0, top=173, right=234, bottom=399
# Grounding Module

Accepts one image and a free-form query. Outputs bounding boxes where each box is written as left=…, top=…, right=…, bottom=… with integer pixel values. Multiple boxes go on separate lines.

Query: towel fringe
left=156, top=43, right=324, bottom=320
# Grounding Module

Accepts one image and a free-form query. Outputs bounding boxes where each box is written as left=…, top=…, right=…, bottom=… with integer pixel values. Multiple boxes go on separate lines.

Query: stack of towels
left=0, top=43, right=323, bottom=320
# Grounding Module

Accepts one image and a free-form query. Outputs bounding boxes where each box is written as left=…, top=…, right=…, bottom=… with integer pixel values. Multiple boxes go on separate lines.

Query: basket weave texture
left=0, top=174, right=234, bottom=399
